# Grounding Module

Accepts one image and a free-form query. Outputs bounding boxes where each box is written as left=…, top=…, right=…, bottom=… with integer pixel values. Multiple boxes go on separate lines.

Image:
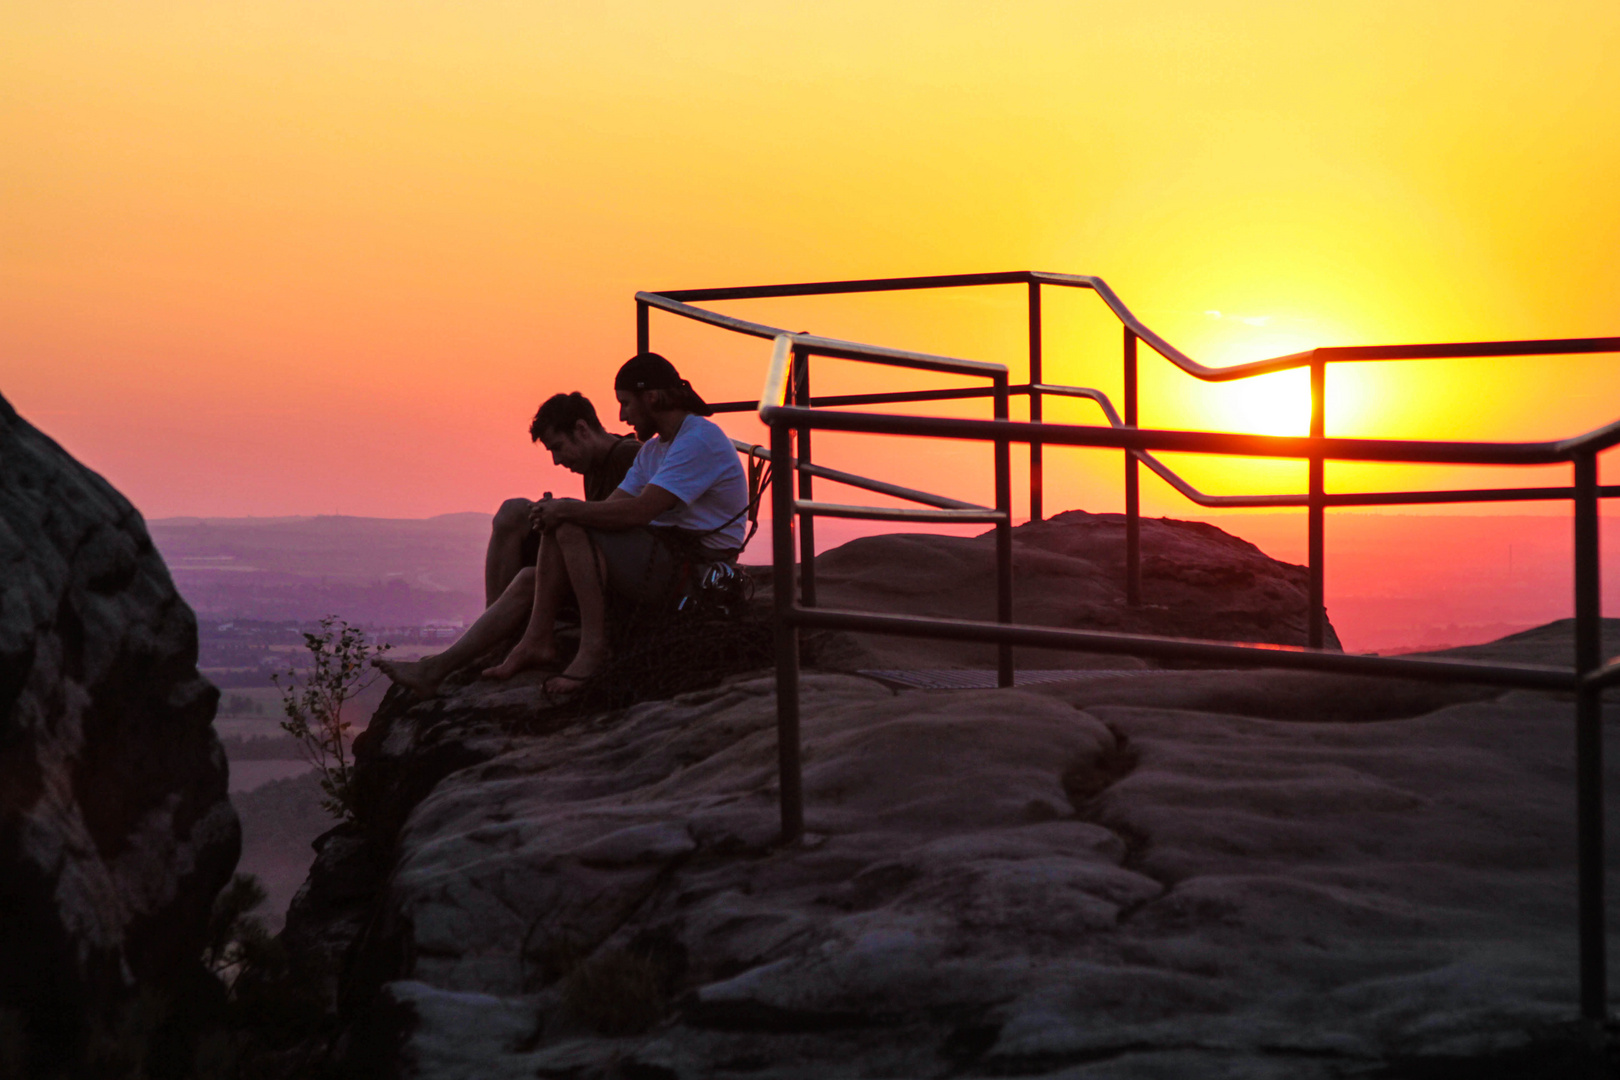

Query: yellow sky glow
left=4, top=1, right=1619, bottom=519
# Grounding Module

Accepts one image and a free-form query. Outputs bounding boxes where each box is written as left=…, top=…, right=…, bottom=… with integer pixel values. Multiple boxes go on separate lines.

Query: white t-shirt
left=617, top=414, right=749, bottom=550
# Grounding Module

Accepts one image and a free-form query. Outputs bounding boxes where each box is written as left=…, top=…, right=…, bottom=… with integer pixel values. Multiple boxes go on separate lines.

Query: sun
left=1215, top=368, right=1314, bottom=437
left=1193, top=328, right=1322, bottom=437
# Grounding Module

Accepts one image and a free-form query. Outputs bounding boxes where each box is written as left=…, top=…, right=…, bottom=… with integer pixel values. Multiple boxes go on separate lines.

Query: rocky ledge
left=793, top=510, right=1342, bottom=670
left=275, top=514, right=1619, bottom=1078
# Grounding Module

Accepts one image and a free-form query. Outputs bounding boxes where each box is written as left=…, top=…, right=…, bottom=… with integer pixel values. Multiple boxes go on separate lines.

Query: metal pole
left=1308, top=356, right=1326, bottom=649
left=1028, top=280, right=1044, bottom=523
left=1124, top=329, right=1141, bottom=606
left=994, top=374, right=1014, bottom=688
left=636, top=300, right=649, bottom=355
left=1573, top=450, right=1606, bottom=1022
left=771, top=417, right=804, bottom=843
left=793, top=347, right=816, bottom=606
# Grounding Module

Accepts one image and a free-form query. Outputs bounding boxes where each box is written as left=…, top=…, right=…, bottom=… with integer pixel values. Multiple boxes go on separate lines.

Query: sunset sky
left=5, top=1, right=1619, bottom=522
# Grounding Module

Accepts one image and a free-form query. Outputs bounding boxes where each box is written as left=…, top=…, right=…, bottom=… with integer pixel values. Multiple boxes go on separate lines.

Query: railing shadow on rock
left=634, top=271, right=1620, bottom=1025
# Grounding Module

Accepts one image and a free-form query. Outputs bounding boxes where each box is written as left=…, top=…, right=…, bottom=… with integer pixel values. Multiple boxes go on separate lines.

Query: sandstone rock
left=0, top=394, right=239, bottom=1071
left=787, top=510, right=1341, bottom=670
left=277, top=623, right=1617, bottom=1077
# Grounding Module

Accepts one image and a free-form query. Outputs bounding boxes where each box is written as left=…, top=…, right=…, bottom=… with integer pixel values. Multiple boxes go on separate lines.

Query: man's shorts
left=586, top=526, right=685, bottom=607
left=585, top=526, right=740, bottom=608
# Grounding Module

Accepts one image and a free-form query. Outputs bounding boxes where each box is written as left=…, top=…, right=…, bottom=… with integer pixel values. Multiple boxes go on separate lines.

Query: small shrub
left=273, top=615, right=387, bottom=823
left=560, top=949, right=665, bottom=1037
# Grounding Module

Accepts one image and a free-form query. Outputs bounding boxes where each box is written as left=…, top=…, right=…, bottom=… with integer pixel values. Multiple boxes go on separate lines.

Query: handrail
left=1031, top=383, right=1620, bottom=510
left=647, top=271, right=1620, bottom=384
left=637, top=273, right=1618, bottom=1028
left=729, top=437, right=988, bottom=512
left=758, top=400, right=1596, bottom=467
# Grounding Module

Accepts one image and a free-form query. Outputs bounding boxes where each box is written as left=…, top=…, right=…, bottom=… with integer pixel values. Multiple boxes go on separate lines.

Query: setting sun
left=1207, top=368, right=1314, bottom=438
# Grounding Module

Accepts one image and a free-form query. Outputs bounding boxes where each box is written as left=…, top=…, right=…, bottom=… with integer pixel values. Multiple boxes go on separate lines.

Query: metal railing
left=635, top=272, right=1620, bottom=1024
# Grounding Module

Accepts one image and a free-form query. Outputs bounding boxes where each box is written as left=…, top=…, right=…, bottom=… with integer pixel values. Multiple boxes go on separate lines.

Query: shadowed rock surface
left=786, top=509, right=1342, bottom=670
left=0, top=394, right=239, bottom=1072
left=275, top=603, right=1618, bottom=1075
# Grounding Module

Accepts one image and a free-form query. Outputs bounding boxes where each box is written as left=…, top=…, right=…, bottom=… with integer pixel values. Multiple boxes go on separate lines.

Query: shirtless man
left=483, top=352, right=748, bottom=696
left=374, top=391, right=639, bottom=698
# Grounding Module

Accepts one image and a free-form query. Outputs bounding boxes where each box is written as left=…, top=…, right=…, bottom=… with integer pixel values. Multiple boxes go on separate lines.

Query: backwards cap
left=614, top=352, right=712, bottom=416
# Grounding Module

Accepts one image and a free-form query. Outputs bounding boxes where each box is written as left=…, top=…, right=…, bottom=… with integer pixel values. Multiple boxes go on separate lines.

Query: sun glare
left=1215, top=368, right=1313, bottom=437
left=1195, top=328, right=1321, bottom=437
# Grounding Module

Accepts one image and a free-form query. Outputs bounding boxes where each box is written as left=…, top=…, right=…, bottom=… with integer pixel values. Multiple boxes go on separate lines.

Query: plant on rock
left=273, top=615, right=387, bottom=824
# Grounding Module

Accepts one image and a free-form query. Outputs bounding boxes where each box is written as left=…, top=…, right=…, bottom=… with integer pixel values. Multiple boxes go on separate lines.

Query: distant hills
left=148, top=513, right=489, bottom=625
left=147, top=509, right=1620, bottom=654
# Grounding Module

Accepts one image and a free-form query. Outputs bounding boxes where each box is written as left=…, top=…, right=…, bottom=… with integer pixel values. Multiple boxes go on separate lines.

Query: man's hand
left=534, top=496, right=582, bottom=532
left=526, top=493, right=553, bottom=533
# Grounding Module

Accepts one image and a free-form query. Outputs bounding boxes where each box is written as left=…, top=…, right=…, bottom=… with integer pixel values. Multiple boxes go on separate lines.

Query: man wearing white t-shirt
left=483, top=353, right=748, bottom=696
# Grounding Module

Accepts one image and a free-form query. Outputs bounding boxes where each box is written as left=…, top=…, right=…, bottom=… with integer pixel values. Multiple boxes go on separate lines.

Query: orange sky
left=4, top=1, right=1619, bottom=521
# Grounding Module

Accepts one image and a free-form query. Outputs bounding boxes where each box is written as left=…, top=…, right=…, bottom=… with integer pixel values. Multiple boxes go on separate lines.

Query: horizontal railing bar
left=789, top=333, right=1008, bottom=377
left=787, top=606, right=1577, bottom=692
left=655, top=271, right=1033, bottom=303
left=795, top=500, right=1007, bottom=524
left=1028, top=382, right=1620, bottom=507
left=758, top=404, right=1581, bottom=466
left=1317, top=337, right=1620, bottom=361
left=1583, top=660, right=1620, bottom=691
left=713, top=384, right=1011, bottom=414
left=730, top=438, right=985, bottom=510
left=732, top=370, right=1617, bottom=506
left=639, top=291, right=787, bottom=340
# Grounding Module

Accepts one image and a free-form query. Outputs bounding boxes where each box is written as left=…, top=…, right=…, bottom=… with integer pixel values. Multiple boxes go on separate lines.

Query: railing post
left=1028, top=279, right=1044, bottom=523
left=636, top=300, right=649, bottom=355
left=994, top=373, right=1014, bottom=688
left=1308, top=355, right=1326, bottom=649
left=1124, top=328, right=1141, bottom=606
left=771, top=415, right=804, bottom=844
left=1573, top=450, right=1606, bottom=1023
left=793, top=346, right=816, bottom=606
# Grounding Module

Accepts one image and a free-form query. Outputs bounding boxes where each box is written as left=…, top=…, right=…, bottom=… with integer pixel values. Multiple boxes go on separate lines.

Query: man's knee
left=492, top=498, right=533, bottom=534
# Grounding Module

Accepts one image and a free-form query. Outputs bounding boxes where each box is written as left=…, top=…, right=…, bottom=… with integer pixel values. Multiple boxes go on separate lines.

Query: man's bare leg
left=484, top=498, right=535, bottom=606
left=375, top=563, right=558, bottom=696
left=486, top=523, right=608, bottom=682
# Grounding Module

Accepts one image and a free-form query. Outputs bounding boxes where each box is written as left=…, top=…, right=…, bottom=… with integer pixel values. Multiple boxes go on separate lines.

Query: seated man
left=375, top=390, right=639, bottom=698
left=485, top=392, right=641, bottom=605
left=377, top=354, right=745, bottom=699
left=484, top=352, right=748, bottom=695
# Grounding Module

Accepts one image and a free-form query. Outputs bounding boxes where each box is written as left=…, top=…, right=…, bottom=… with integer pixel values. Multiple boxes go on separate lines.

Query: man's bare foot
left=373, top=657, right=444, bottom=698
left=481, top=640, right=561, bottom=681
left=541, top=672, right=589, bottom=700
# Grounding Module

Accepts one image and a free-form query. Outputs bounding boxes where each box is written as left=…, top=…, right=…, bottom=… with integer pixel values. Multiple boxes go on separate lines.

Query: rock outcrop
left=0, top=394, right=239, bottom=1072
left=274, top=512, right=1615, bottom=1077
left=283, top=647, right=1616, bottom=1078
left=794, top=510, right=1341, bottom=670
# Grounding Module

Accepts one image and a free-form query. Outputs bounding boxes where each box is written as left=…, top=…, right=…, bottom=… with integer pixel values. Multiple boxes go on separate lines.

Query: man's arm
left=541, top=485, right=679, bottom=531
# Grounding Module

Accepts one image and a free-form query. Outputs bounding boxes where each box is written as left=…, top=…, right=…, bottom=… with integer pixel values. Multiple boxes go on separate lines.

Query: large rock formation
left=281, top=642, right=1616, bottom=1078
left=272, top=511, right=1615, bottom=1076
left=794, top=510, right=1341, bottom=670
left=0, top=394, right=239, bottom=1072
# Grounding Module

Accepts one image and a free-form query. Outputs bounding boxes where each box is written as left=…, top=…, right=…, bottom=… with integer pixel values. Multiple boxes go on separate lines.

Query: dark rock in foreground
left=0, top=394, right=239, bottom=1073
left=790, top=510, right=1341, bottom=670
